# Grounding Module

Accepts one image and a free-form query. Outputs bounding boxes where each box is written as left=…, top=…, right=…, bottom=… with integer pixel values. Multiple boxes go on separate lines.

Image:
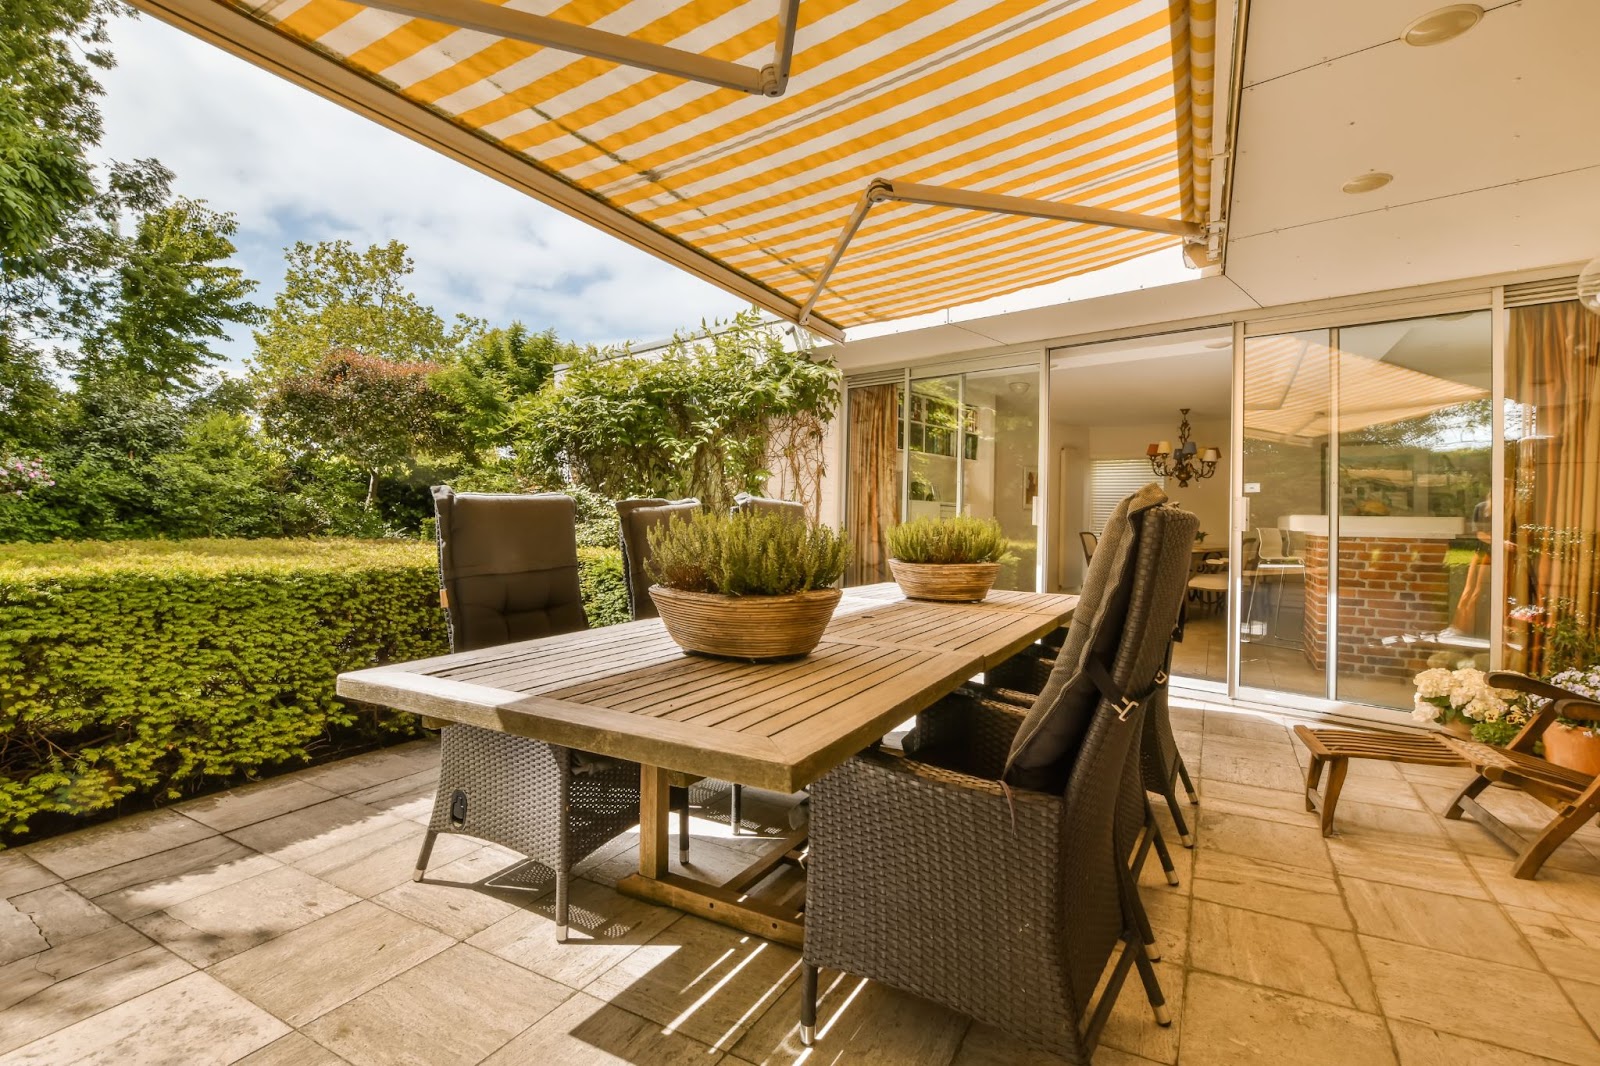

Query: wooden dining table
left=337, top=582, right=1077, bottom=947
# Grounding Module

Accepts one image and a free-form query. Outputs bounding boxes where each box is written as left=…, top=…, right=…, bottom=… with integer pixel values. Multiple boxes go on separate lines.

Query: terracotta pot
left=649, top=585, right=841, bottom=661
left=1439, top=716, right=1475, bottom=741
left=1542, top=721, right=1600, bottom=776
left=889, top=560, right=1001, bottom=603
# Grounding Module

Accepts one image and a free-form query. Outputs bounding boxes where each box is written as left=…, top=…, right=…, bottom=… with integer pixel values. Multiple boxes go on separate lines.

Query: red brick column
left=1301, top=533, right=1452, bottom=680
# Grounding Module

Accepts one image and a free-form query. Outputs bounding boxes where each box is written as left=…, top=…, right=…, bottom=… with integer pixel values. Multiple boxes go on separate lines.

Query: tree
left=519, top=311, right=839, bottom=514
left=262, top=349, right=468, bottom=510
left=251, top=240, right=480, bottom=388
left=77, top=197, right=261, bottom=393
left=443, top=322, right=588, bottom=456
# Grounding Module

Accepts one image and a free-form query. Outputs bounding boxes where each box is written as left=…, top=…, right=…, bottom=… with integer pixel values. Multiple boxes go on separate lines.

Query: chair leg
left=730, top=784, right=743, bottom=836
left=1130, top=935, right=1173, bottom=1027
left=1164, top=768, right=1194, bottom=847
left=555, top=867, right=569, bottom=943
left=1148, top=816, right=1180, bottom=887
left=1120, top=857, right=1161, bottom=962
left=677, top=787, right=690, bottom=864
left=1176, top=756, right=1199, bottom=805
left=799, top=962, right=818, bottom=1046
left=1510, top=791, right=1600, bottom=880
left=1317, top=759, right=1349, bottom=837
left=1304, top=754, right=1326, bottom=813
left=1443, top=773, right=1492, bottom=821
left=412, top=829, right=438, bottom=883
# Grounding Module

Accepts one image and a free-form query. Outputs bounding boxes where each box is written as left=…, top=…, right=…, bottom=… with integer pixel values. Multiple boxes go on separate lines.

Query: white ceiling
left=1225, top=0, right=1600, bottom=306
left=1051, top=330, right=1233, bottom=425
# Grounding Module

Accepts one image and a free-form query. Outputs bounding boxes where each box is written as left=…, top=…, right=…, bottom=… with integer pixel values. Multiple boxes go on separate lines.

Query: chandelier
left=1146, top=409, right=1220, bottom=488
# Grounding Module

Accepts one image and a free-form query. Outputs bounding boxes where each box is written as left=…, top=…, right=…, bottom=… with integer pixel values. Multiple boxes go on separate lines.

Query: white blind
left=1090, top=460, right=1164, bottom=533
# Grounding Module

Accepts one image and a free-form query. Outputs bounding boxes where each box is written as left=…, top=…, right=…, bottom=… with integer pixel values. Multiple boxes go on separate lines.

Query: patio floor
left=3, top=702, right=1599, bottom=1066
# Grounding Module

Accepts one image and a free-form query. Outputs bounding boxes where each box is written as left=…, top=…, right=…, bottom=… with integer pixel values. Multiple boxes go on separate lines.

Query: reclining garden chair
left=799, top=486, right=1196, bottom=1059
left=1296, top=670, right=1600, bottom=880
left=417, top=488, right=679, bottom=941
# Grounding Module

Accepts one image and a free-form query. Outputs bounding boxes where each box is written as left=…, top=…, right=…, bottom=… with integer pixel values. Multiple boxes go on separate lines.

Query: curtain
left=1505, top=301, right=1600, bottom=673
left=846, top=385, right=900, bottom=586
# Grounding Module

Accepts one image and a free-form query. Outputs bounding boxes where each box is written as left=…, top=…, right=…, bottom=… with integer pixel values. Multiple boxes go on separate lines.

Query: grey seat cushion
left=616, top=498, right=700, bottom=620
left=433, top=487, right=590, bottom=651
left=731, top=493, right=806, bottom=521
left=1003, top=483, right=1168, bottom=792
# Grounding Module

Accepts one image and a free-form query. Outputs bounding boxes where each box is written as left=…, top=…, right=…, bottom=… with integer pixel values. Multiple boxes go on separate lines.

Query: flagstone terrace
left=3, top=699, right=1598, bottom=1066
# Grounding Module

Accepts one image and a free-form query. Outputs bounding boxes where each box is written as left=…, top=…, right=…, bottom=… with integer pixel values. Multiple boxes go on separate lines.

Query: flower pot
left=1439, top=717, right=1475, bottom=741
left=649, top=585, right=841, bottom=661
left=1542, top=721, right=1600, bottom=776
left=889, top=560, right=1002, bottom=603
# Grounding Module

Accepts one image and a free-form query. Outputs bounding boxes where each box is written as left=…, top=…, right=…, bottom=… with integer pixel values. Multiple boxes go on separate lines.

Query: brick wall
left=1301, top=534, right=1452, bottom=680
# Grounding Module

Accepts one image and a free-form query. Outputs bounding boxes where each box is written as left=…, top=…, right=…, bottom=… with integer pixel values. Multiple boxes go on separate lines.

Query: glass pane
left=1333, top=313, right=1493, bottom=708
left=1504, top=301, right=1600, bottom=674
left=843, top=383, right=901, bottom=587
left=907, top=376, right=961, bottom=529
left=1240, top=330, right=1331, bottom=698
left=961, top=366, right=1039, bottom=591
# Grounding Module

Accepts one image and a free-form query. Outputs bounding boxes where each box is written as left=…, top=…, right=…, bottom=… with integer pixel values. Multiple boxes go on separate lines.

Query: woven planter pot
left=1543, top=721, right=1600, bottom=776
left=649, top=585, right=842, bottom=661
left=889, top=560, right=1001, bottom=603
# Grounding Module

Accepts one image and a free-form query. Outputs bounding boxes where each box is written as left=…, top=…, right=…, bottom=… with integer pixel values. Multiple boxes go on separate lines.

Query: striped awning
left=140, top=0, right=1215, bottom=341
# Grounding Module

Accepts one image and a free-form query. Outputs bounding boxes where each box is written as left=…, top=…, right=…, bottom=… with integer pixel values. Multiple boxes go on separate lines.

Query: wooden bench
left=1293, top=724, right=1465, bottom=835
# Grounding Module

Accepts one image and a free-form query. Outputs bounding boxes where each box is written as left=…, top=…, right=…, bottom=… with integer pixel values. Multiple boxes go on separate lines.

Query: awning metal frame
left=797, top=178, right=1208, bottom=326
left=358, top=0, right=802, bottom=96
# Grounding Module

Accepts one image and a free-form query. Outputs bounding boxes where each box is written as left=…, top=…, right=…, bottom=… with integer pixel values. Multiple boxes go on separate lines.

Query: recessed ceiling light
left=1342, top=172, right=1393, bottom=194
left=1202, top=339, right=1232, bottom=350
left=1402, top=4, right=1484, bottom=47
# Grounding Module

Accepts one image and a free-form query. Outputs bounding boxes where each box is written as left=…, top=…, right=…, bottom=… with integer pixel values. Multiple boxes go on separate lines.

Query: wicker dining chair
left=800, top=487, right=1196, bottom=1059
left=416, top=487, right=664, bottom=942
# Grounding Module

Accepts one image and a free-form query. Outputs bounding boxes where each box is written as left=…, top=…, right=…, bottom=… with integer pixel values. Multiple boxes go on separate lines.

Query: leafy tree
left=444, top=322, right=586, bottom=454
left=519, top=311, right=839, bottom=513
left=251, top=240, right=480, bottom=388
left=77, top=197, right=261, bottom=393
left=262, top=349, right=468, bottom=510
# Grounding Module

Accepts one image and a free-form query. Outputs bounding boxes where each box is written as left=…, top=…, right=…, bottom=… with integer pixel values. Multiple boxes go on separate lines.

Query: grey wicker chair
left=416, top=488, right=662, bottom=942
left=800, top=487, right=1196, bottom=1059
left=731, top=492, right=806, bottom=521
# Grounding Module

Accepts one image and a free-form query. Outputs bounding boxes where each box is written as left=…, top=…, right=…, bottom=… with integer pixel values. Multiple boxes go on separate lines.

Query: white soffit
left=1225, top=0, right=1600, bottom=306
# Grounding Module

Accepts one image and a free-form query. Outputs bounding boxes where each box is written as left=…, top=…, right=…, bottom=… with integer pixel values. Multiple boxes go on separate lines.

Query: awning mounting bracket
left=797, top=178, right=1207, bottom=327
left=358, top=0, right=801, bottom=96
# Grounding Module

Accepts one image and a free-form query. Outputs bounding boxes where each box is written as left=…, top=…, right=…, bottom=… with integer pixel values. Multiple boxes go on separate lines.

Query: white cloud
left=93, top=12, right=747, bottom=368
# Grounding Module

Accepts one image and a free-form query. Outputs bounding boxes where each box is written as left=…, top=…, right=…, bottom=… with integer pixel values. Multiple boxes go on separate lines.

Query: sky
left=93, top=10, right=1194, bottom=371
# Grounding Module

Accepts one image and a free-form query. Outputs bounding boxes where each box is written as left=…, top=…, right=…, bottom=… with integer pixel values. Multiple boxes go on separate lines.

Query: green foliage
left=887, top=515, right=1011, bottom=564
left=646, top=510, right=849, bottom=596
left=250, top=240, right=481, bottom=389
left=0, top=538, right=629, bottom=840
left=1470, top=718, right=1522, bottom=747
left=578, top=545, right=629, bottom=627
left=518, top=311, right=839, bottom=513
left=443, top=323, right=587, bottom=458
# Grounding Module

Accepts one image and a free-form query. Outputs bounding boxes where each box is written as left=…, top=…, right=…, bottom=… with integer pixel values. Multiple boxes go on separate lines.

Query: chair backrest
left=1053, top=497, right=1199, bottom=1017
left=1079, top=531, right=1097, bottom=565
left=1257, top=526, right=1285, bottom=560
left=616, top=497, right=701, bottom=620
left=731, top=493, right=806, bottom=522
left=1006, top=485, right=1179, bottom=791
left=432, top=486, right=589, bottom=652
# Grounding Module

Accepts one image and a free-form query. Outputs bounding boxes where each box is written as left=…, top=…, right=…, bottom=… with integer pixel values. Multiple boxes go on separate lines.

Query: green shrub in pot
left=886, top=515, right=1012, bottom=602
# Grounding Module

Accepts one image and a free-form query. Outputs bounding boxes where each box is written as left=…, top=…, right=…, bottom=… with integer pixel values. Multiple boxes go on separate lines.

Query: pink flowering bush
left=0, top=457, right=54, bottom=497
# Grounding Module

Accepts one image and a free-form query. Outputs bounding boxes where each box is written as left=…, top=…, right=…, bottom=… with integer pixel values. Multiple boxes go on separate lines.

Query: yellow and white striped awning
left=140, top=0, right=1215, bottom=341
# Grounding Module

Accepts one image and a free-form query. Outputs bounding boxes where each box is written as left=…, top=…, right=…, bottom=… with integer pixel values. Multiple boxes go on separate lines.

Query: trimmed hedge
left=0, top=538, right=628, bottom=841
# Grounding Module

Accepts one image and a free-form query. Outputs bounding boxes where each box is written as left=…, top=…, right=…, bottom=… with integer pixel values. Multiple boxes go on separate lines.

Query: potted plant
left=1541, top=666, right=1600, bottom=774
left=1411, top=666, right=1521, bottom=741
left=886, top=515, right=1011, bottom=603
left=647, top=510, right=850, bottom=660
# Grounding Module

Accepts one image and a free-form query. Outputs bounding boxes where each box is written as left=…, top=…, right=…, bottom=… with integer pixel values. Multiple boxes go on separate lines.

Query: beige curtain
left=846, top=385, right=900, bottom=586
left=1505, top=301, right=1600, bottom=672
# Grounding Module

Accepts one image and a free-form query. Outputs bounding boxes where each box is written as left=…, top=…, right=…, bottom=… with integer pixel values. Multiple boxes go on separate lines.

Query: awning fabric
left=146, top=0, right=1214, bottom=339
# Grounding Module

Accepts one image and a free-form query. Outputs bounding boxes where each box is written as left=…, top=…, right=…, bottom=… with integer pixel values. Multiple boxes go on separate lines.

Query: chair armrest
left=903, top=692, right=1026, bottom=780
left=1554, top=698, right=1600, bottom=724
left=1487, top=671, right=1588, bottom=704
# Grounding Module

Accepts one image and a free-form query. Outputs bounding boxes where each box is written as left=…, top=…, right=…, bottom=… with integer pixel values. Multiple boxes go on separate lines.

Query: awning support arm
left=359, top=0, right=802, bottom=97
left=798, top=178, right=1206, bottom=326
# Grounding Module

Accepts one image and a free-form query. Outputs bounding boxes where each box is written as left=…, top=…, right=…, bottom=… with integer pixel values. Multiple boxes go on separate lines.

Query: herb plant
left=887, top=515, right=1010, bottom=565
left=646, top=510, right=849, bottom=596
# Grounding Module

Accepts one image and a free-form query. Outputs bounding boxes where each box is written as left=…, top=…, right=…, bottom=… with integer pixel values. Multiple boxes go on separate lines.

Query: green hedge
left=0, top=538, right=628, bottom=841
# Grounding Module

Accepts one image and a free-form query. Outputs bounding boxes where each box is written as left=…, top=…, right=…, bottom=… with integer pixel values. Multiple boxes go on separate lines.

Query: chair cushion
left=1003, top=483, right=1168, bottom=791
left=731, top=493, right=806, bottom=521
left=434, top=487, right=588, bottom=651
left=617, top=498, right=700, bottom=619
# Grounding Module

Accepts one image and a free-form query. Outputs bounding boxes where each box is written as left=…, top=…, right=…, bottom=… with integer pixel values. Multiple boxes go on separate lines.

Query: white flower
left=1411, top=697, right=1442, bottom=723
left=1414, top=668, right=1454, bottom=700
left=1448, top=668, right=1489, bottom=709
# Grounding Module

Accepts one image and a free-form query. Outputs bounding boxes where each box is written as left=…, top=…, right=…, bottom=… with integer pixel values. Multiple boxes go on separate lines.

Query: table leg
left=639, top=765, right=670, bottom=879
